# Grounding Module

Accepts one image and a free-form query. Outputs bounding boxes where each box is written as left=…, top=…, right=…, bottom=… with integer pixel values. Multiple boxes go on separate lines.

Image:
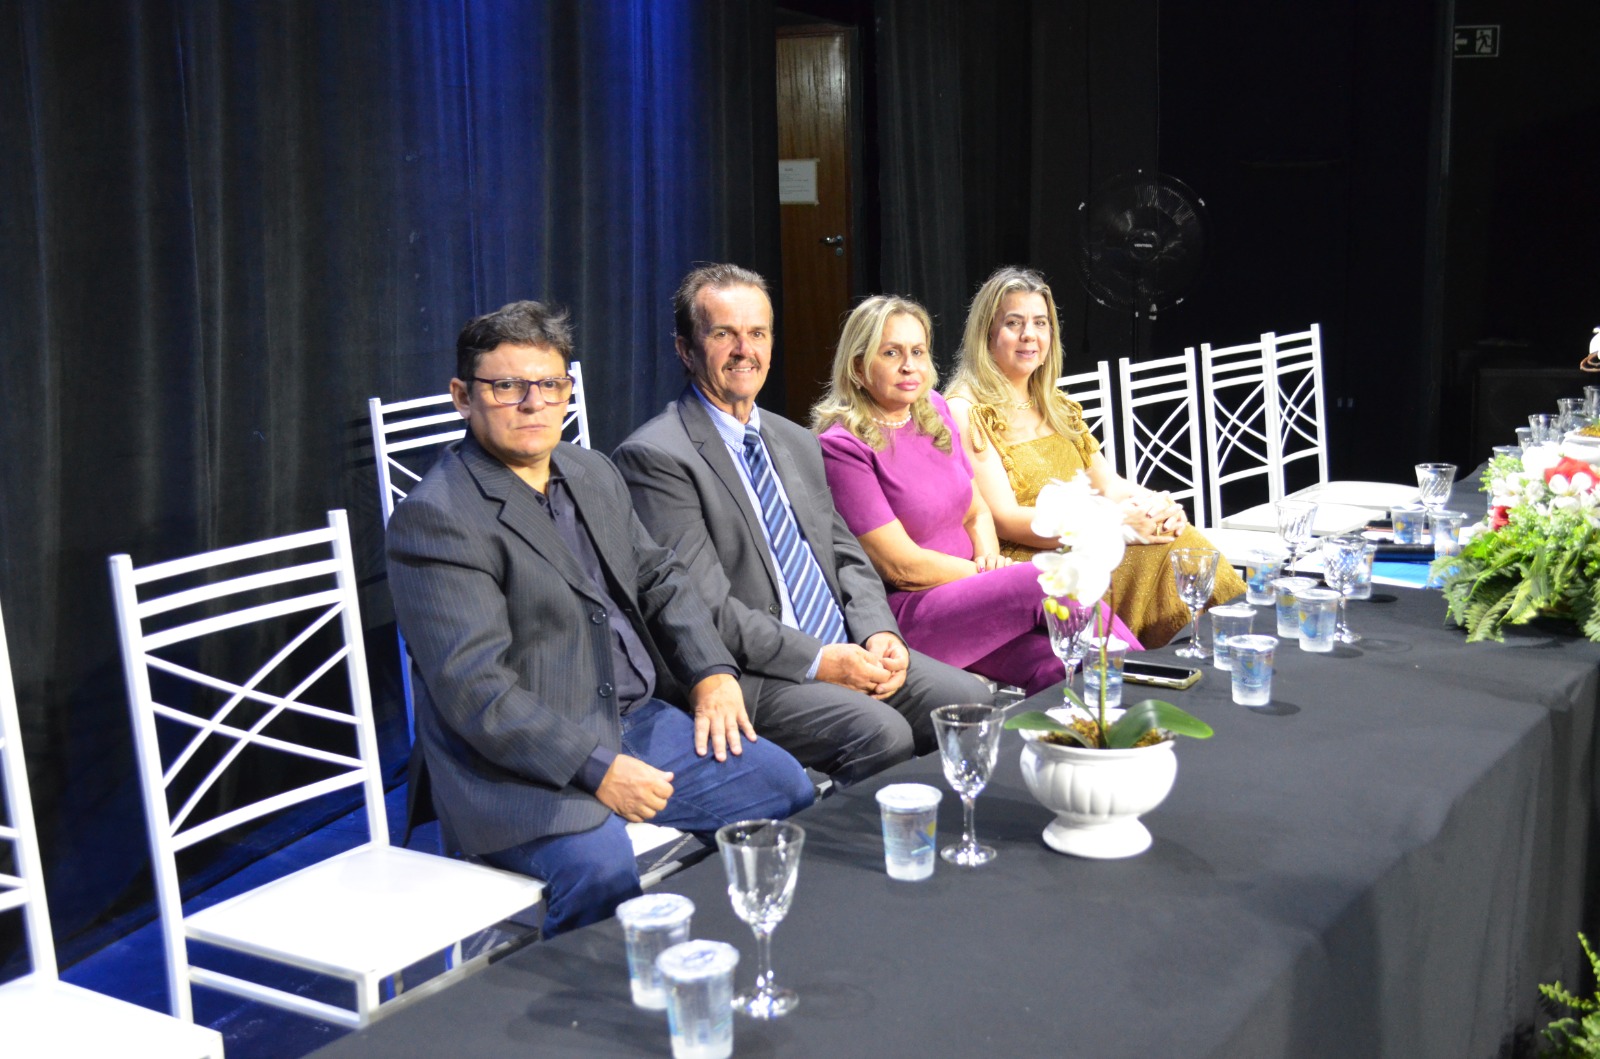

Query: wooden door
left=776, top=28, right=853, bottom=425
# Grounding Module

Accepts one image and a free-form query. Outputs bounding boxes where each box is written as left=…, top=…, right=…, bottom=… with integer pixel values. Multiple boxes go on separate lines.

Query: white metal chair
left=109, top=510, right=545, bottom=1030
left=1117, top=350, right=1208, bottom=529
left=1055, top=359, right=1115, bottom=465
left=368, top=361, right=590, bottom=744
left=1199, top=333, right=1280, bottom=526
left=0, top=598, right=226, bottom=1058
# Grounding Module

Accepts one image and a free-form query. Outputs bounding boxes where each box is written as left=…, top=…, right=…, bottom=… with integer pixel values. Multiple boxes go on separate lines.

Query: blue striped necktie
left=741, top=426, right=848, bottom=645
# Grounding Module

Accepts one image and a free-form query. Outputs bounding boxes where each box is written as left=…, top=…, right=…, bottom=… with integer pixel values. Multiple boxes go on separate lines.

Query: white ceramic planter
left=1018, top=732, right=1178, bottom=859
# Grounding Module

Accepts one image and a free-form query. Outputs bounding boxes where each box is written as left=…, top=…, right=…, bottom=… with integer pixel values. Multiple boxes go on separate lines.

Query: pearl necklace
left=871, top=411, right=912, bottom=428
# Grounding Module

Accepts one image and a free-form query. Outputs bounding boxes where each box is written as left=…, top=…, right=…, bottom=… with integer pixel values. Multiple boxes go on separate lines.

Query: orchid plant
left=1006, top=473, right=1215, bottom=749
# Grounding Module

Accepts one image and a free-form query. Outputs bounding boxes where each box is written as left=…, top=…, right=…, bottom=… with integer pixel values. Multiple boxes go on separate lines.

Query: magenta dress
left=819, top=393, right=1140, bottom=695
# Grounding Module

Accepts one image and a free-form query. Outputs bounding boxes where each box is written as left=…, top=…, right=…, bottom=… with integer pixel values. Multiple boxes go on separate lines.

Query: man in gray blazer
left=387, top=300, right=813, bottom=936
left=614, top=265, right=991, bottom=786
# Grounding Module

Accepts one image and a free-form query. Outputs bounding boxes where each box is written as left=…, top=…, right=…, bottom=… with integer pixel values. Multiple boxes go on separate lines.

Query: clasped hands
left=1120, top=491, right=1187, bottom=543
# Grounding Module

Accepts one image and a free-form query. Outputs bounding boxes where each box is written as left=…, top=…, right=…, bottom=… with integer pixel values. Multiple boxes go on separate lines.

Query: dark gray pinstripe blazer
left=386, top=434, right=734, bottom=855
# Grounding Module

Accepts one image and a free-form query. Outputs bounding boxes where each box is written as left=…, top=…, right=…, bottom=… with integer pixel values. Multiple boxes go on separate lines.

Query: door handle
left=820, top=234, right=845, bottom=256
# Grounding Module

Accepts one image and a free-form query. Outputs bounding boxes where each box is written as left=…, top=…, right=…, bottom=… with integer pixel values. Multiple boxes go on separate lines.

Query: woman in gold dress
left=944, top=266, right=1245, bottom=647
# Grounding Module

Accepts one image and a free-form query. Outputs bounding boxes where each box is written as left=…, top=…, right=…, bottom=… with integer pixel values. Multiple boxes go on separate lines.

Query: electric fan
left=1076, top=170, right=1209, bottom=321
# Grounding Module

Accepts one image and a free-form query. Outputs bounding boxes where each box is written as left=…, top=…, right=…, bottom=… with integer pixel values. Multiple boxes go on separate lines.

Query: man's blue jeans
left=482, top=699, right=813, bottom=936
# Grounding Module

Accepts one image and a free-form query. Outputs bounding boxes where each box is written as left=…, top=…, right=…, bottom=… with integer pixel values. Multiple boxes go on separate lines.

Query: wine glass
left=1168, top=547, right=1220, bottom=661
left=716, top=819, right=805, bottom=1019
left=1043, top=598, right=1091, bottom=706
left=930, top=704, right=1005, bottom=867
left=1414, top=463, right=1457, bottom=513
left=1275, top=499, right=1319, bottom=572
left=1320, top=535, right=1365, bottom=644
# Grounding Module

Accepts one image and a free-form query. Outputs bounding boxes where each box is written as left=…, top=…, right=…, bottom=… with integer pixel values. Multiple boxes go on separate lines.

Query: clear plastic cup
left=1348, top=542, right=1378, bottom=600
left=616, top=893, right=695, bottom=1009
left=657, top=940, right=739, bottom=1059
left=1244, top=548, right=1288, bottom=606
left=1209, top=604, right=1257, bottom=671
left=1271, top=576, right=1319, bottom=637
left=1296, top=587, right=1340, bottom=653
left=875, top=783, right=941, bottom=881
left=1081, top=635, right=1128, bottom=709
left=1229, top=635, right=1278, bottom=706
left=1390, top=503, right=1427, bottom=545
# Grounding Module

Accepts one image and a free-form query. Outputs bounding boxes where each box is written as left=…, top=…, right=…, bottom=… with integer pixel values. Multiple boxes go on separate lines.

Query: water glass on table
left=616, top=893, right=695, bottom=1010
left=1229, top=635, right=1279, bottom=707
left=657, top=940, right=739, bottom=1059
left=1296, top=587, right=1340, bottom=653
left=1529, top=414, right=1557, bottom=446
left=1515, top=426, right=1535, bottom=452
left=875, top=783, right=941, bottom=881
left=1390, top=503, right=1427, bottom=545
left=1169, top=547, right=1221, bottom=661
left=716, top=819, right=805, bottom=1019
left=930, top=704, right=1004, bottom=868
left=1426, top=509, right=1468, bottom=588
left=1558, top=397, right=1586, bottom=435
left=1043, top=598, right=1091, bottom=700
left=1208, top=603, right=1256, bottom=670
left=1271, top=576, right=1319, bottom=637
left=1275, top=499, right=1319, bottom=571
left=1415, top=463, right=1457, bottom=513
left=1320, top=536, right=1367, bottom=644
left=1081, top=634, right=1129, bottom=708
left=1244, top=548, right=1288, bottom=605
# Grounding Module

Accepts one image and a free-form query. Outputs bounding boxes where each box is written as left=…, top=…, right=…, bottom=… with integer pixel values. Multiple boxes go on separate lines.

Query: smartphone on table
left=1121, top=659, right=1203, bottom=690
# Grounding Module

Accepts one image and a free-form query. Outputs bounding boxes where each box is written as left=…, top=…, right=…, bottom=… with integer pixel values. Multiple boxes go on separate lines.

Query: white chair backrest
left=1270, top=324, right=1329, bottom=491
left=0, top=598, right=57, bottom=981
left=368, top=359, right=591, bottom=525
left=1117, top=350, right=1208, bottom=529
left=1199, top=333, right=1280, bottom=522
left=110, top=510, right=385, bottom=1019
left=1055, top=360, right=1116, bottom=465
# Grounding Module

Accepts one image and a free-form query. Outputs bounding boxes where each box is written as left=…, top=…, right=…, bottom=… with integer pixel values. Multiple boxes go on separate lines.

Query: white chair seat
left=0, top=977, right=223, bottom=1059
left=1284, top=480, right=1418, bottom=511
left=187, top=843, right=542, bottom=975
left=1218, top=501, right=1375, bottom=535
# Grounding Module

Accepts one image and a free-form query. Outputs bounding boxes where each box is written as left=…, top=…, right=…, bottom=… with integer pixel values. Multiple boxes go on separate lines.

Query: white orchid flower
left=1030, top=472, right=1126, bottom=605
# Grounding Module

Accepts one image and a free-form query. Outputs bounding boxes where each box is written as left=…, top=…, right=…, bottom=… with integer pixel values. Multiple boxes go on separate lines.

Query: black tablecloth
left=314, top=588, right=1600, bottom=1059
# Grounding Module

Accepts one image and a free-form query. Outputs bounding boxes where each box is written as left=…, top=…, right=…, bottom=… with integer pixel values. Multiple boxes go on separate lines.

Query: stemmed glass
left=1275, top=499, right=1319, bottom=572
left=1043, top=599, right=1091, bottom=705
left=930, top=704, right=1005, bottom=867
left=1320, top=536, right=1365, bottom=644
left=1415, top=463, right=1457, bottom=514
left=1168, top=547, right=1220, bottom=661
left=716, top=819, right=805, bottom=1019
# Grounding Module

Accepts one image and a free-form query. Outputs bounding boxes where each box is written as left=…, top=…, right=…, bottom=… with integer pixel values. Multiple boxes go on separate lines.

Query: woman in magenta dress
left=811, top=295, right=1139, bottom=695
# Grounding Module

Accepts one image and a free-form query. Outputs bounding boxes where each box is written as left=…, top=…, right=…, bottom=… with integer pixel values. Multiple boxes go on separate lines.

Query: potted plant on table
left=1438, top=449, right=1600, bottom=642
left=1005, top=473, right=1215, bottom=859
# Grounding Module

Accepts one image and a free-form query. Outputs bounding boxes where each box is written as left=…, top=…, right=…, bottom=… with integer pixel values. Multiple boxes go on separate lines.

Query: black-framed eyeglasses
left=471, top=376, right=575, bottom=405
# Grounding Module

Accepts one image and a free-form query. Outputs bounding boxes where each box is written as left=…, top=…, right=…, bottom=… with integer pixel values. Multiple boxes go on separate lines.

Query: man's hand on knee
left=689, top=672, right=757, bottom=761
left=596, top=755, right=674, bottom=822
left=815, top=643, right=894, bottom=697
left=863, top=632, right=909, bottom=700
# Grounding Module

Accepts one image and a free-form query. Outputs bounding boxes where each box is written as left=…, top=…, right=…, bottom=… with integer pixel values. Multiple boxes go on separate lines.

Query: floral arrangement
left=1438, top=449, right=1600, bottom=642
left=1006, top=473, right=1213, bottom=748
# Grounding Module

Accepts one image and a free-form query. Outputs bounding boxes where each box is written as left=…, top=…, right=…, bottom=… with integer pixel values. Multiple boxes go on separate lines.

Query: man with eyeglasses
left=615, top=265, right=992, bottom=788
left=385, top=300, right=813, bottom=936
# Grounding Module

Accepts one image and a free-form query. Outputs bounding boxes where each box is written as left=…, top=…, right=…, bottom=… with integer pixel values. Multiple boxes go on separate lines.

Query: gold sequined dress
left=967, top=403, right=1247, bottom=648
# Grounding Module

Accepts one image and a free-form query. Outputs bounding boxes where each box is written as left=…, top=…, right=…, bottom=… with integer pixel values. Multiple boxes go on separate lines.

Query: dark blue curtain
left=0, top=0, right=778, bottom=966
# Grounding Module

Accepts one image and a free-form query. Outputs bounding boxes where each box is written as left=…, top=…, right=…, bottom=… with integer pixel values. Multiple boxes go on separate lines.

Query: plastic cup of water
left=1348, top=542, right=1378, bottom=600
left=1209, top=603, right=1257, bottom=670
left=657, top=940, right=739, bottom=1059
left=1244, top=548, right=1288, bottom=606
left=1229, top=635, right=1278, bottom=706
left=1271, top=576, right=1319, bottom=637
left=1390, top=503, right=1427, bottom=545
left=1296, top=587, right=1340, bottom=653
left=1081, top=635, right=1128, bottom=709
left=875, top=783, right=941, bottom=881
left=616, top=893, right=694, bottom=1010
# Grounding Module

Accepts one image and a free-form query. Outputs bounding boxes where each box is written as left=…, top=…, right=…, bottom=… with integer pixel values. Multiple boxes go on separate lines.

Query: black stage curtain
left=0, top=0, right=778, bottom=967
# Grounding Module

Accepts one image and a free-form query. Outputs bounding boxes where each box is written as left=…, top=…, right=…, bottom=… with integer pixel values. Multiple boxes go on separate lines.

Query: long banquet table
left=314, top=587, right=1600, bottom=1058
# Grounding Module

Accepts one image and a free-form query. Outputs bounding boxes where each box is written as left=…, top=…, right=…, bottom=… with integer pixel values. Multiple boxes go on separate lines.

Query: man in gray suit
left=387, top=300, right=812, bottom=936
left=614, top=265, right=991, bottom=786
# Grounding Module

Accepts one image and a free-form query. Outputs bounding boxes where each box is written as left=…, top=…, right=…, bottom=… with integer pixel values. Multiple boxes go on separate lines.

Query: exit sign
left=1454, top=25, right=1500, bottom=58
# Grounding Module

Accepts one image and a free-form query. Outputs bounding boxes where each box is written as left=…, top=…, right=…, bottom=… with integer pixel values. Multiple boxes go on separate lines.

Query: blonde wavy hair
left=944, top=266, right=1084, bottom=440
left=811, top=295, right=952, bottom=453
